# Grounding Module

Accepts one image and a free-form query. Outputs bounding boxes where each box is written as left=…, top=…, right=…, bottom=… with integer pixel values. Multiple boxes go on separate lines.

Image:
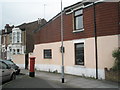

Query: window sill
left=13, top=53, right=23, bottom=55
left=73, top=29, right=84, bottom=33
left=44, top=58, right=52, bottom=59
left=74, top=65, right=86, bottom=68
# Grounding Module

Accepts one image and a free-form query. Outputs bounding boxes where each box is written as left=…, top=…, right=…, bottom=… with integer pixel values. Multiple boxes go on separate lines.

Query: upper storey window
left=17, top=32, right=21, bottom=43
left=13, top=32, right=16, bottom=43
left=74, top=9, right=84, bottom=32
left=12, top=28, right=21, bottom=44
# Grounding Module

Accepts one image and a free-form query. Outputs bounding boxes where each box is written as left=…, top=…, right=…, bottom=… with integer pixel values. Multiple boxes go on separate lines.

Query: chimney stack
left=38, top=18, right=41, bottom=24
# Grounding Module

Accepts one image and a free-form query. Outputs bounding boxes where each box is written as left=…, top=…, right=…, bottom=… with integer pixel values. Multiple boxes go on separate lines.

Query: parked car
left=1, top=59, right=20, bottom=75
left=0, top=60, right=16, bottom=84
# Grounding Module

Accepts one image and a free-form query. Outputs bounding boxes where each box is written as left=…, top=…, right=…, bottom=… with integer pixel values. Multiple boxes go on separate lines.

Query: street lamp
left=60, top=0, right=65, bottom=83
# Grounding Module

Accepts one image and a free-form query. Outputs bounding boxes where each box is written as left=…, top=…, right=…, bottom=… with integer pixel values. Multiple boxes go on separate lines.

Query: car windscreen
left=4, top=60, right=14, bottom=65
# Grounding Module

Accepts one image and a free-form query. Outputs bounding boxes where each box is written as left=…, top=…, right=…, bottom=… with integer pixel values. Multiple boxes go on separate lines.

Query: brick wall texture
left=34, top=2, right=120, bottom=45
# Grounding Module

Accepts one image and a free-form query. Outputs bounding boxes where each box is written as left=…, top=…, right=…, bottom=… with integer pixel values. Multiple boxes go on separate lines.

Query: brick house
left=1, top=24, right=14, bottom=60
left=32, top=1, right=120, bottom=79
left=16, top=18, right=46, bottom=54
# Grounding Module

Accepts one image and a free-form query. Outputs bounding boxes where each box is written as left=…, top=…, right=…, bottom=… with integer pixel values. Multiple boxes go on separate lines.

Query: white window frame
left=73, top=39, right=85, bottom=66
left=75, top=43, right=84, bottom=65
left=73, top=8, right=84, bottom=33
left=43, top=49, right=52, bottom=59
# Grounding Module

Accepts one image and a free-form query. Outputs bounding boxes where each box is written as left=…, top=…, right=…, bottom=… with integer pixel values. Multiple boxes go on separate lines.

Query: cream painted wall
left=97, top=35, right=119, bottom=69
left=33, top=35, right=118, bottom=69
left=12, top=54, right=25, bottom=64
left=85, top=35, right=119, bottom=69
left=63, top=41, right=75, bottom=66
left=85, top=38, right=96, bottom=68
left=12, top=54, right=25, bottom=68
left=32, top=39, right=95, bottom=69
left=30, top=35, right=119, bottom=79
left=33, top=42, right=62, bottom=65
left=32, top=41, right=80, bottom=67
left=32, top=41, right=76, bottom=66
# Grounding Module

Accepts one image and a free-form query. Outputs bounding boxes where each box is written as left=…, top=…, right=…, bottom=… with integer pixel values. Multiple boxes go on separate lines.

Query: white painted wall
left=7, top=45, right=12, bottom=60
left=34, top=64, right=105, bottom=79
left=65, top=66, right=105, bottom=79
left=10, top=27, right=24, bottom=55
left=12, top=45, right=24, bottom=55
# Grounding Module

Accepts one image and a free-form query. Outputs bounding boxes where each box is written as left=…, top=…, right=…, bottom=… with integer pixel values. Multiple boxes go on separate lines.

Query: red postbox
left=29, top=57, right=36, bottom=77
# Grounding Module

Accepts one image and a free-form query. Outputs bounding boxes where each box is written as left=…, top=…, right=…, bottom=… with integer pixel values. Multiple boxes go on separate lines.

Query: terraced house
left=1, top=24, right=14, bottom=60
left=0, top=19, right=46, bottom=69
left=0, top=24, right=27, bottom=65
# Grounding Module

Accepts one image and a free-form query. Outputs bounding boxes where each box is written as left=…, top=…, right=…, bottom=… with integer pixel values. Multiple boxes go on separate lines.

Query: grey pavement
left=2, top=75, right=71, bottom=88
left=2, top=75, right=53, bottom=88
left=2, top=71, right=72, bottom=88
left=20, top=69, right=120, bottom=88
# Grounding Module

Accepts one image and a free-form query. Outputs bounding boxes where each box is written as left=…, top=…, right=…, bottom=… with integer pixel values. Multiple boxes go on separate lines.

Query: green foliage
left=112, top=48, right=120, bottom=71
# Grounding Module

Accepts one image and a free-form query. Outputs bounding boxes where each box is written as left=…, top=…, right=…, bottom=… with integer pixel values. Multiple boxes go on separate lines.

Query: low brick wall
left=105, top=68, right=120, bottom=82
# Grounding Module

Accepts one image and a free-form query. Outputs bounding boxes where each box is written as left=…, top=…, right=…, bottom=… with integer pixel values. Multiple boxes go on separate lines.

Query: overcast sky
left=0, top=0, right=81, bottom=30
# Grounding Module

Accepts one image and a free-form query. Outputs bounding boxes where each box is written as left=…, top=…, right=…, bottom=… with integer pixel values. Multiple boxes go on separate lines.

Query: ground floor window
left=13, top=49, right=16, bottom=55
left=75, top=43, right=84, bottom=65
left=44, top=49, right=52, bottom=59
left=17, top=49, right=20, bottom=54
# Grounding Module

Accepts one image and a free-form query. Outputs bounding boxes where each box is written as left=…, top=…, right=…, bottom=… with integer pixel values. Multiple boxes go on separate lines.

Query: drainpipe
left=118, top=1, right=120, bottom=48
left=93, top=2, right=98, bottom=79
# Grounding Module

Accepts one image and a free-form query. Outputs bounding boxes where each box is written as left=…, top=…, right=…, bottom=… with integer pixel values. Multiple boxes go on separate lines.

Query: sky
left=0, top=0, right=81, bottom=30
